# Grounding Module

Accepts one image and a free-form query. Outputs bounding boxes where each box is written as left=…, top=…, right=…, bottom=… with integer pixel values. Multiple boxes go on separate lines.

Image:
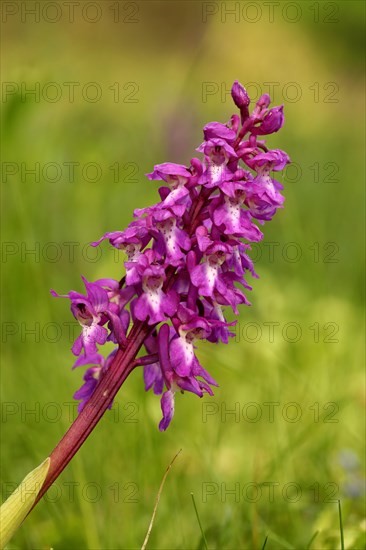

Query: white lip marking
left=206, top=263, right=218, bottom=293
left=225, top=196, right=240, bottom=231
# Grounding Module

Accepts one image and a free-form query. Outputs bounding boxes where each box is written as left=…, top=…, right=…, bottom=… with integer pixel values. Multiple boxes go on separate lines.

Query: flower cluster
left=52, top=81, right=290, bottom=431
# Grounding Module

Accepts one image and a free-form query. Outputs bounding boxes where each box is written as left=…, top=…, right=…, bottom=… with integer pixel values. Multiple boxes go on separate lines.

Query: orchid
left=52, top=80, right=290, bottom=432
left=0, top=82, right=290, bottom=541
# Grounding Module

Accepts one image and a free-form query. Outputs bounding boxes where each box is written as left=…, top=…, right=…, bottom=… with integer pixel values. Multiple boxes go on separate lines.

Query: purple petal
left=82, top=277, right=109, bottom=313
left=203, top=122, right=236, bottom=142
left=72, top=334, right=83, bottom=356
left=72, top=353, right=104, bottom=369
left=163, top=290, right=179, bottom=318
left=190, top=263, right=217, bottom=297
left=159, top=390, right=175, bottom=431
left=144, top=363, right=164, bottom=395
left=176, top=376, right=203, bottom=396
left=170, top=337, right=195, bottom=377
left=147, top=162, right=191, bottom=181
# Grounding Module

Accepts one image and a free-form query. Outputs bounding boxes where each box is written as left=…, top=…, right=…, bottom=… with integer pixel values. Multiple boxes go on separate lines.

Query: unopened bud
left=256, top=94, right=271, bottom=109
left=252, top=105, right=284, bottom=135
left=231, top=81, right=250, bottom=109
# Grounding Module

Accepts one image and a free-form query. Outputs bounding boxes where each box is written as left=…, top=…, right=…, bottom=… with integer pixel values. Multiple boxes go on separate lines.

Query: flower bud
left=231, top=81, right=251, bottom=123
left=231, top=81, right=250, bottom=109
left=252, top=105, right=284, bottom=135
left=256, top=94, right=271, bottom=109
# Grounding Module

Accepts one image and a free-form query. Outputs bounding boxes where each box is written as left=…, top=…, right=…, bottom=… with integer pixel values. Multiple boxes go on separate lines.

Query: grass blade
left=190, top=492, right=208, bottom=550
left=306, top=530, right=319, bottom=549
left=338, top=499, right=344, bottom=550
left=141, top=449, right=182, bottom=550
left=261, top=534, right=268, bottom=550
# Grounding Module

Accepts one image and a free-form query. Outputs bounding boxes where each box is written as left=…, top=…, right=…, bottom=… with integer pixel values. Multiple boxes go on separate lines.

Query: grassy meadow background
left=1, top=1, right=365, bottom=548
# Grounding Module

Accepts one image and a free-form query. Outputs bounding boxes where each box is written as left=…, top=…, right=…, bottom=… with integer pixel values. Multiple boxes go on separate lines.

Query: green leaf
left=0, top=457, right=50, bottom=549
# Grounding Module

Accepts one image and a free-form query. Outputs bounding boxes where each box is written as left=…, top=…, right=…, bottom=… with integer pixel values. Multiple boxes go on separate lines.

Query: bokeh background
left=1, top=1, right=365, bottom=548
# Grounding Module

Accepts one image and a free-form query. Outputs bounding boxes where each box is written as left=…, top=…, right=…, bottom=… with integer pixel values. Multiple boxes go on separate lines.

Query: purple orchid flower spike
left=49, top=80, right=290, bottom=438
left=24, top=80, right=292, bottom=515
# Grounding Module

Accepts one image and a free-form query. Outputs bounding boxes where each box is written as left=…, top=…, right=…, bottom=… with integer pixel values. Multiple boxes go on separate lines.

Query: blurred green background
left=1, top=1, right=365, bottom=549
